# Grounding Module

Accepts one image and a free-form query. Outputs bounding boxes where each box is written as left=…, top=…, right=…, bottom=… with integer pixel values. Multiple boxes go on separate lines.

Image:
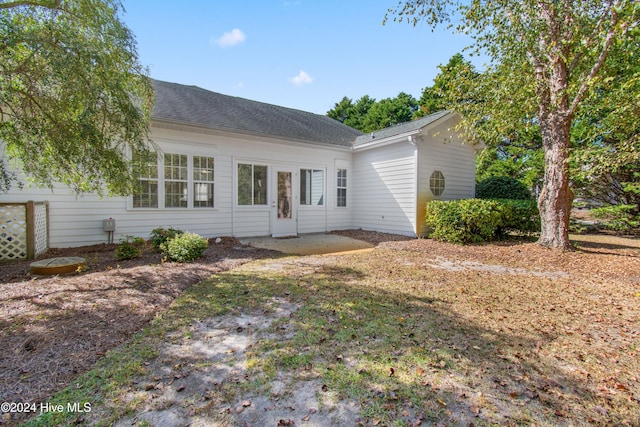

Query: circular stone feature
left=30, top=257, right=87, bottom=276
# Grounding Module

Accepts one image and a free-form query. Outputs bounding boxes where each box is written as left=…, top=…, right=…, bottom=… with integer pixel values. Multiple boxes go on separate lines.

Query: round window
left=429, top=170, right=445, bottom=196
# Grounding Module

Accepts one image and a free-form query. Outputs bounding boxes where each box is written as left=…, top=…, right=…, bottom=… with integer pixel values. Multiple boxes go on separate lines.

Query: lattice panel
left=0, top=205, right=27, bottom=260
left=34, top=203, right=48, bottom=257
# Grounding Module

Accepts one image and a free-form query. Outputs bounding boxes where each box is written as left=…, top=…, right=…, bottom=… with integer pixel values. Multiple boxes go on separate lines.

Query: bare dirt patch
left=0, top=238, right=277, bottom=425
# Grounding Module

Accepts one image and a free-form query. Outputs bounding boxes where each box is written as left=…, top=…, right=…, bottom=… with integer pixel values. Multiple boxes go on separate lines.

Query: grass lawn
left=20, top=236, right=640, bottom=426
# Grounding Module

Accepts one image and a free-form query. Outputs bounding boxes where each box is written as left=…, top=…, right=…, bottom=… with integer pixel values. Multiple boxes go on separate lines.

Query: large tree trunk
left=537, top=113, right=574, bottom=249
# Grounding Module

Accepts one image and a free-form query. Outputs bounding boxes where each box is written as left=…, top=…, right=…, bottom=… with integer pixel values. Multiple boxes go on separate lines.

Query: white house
left=0, top=80, right=478, bottom=249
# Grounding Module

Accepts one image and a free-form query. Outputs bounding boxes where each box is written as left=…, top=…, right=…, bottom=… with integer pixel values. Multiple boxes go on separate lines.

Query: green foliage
left=150, top=227, right=184, bottom=251
left=569, top=37, right=640, bottom=229
left=591, top=205, right=640, bottom=233
left=0, top=0, right=155, bottom=196
left=160, top=232, right=208, bottom=263
left=114, top=236, right=145, bottom=260
left=495, top=199, right=540, bottom=235
left=425, top=199, right=540, bottom=244
left=425, top=199, right=503, bottom=244
left=386, top=0, right=640, bottom=249
left=415, top=53, right=478, bottom=118
left=476, top=176, right=532, bottom=200
left=327, top=92, right=419, bottom=133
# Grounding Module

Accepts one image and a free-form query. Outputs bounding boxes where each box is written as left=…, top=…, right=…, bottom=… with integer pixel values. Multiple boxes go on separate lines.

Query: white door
left=271, top=166, right=297, bottom=237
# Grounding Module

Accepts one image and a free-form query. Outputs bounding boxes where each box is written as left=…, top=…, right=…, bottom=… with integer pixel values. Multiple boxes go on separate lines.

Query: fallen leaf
left=301, top=415, right=310, bottom=422
left=615, top=383, right=629, bottom=392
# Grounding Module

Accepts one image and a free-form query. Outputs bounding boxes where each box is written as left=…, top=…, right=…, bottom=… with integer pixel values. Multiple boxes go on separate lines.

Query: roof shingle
left=152, top=80, right=363, bottom=147
left=353, top=110, right=452, bottom=146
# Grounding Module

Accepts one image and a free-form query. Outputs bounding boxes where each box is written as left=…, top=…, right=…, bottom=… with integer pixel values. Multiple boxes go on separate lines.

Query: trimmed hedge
left=476, top=176, right=532, bottom=200
left=425, top=198, right=540, bottom=244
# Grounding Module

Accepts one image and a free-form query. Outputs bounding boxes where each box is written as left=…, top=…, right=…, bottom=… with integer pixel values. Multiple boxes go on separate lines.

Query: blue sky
left=121, top=1, right=479, bottom=115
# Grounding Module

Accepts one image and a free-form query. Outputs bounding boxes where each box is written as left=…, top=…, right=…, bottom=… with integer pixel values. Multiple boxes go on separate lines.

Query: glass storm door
left=271, top=166, right=297, bottom=237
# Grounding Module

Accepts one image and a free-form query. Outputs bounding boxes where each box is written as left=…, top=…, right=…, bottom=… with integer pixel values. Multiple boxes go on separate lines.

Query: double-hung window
left=132, top=151, right=158, bottom=208
left=193, top=156, right=215, bottom=208
left=237, top=163, right=267, bottom=206
left=164, top=154, right=188, bottom=208
left=300, top=169, right=324, bottom=206
left=337, top=168, right=347, bottom=207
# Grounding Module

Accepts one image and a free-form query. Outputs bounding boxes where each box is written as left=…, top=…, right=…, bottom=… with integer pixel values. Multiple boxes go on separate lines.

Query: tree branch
left=568, top=5, right=623, bottom=118
left=0, top=0, right=62, bottom=10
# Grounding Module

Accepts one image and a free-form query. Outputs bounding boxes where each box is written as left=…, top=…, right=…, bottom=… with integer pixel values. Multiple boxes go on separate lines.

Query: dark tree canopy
left=327, top=92, right=418, bottom=133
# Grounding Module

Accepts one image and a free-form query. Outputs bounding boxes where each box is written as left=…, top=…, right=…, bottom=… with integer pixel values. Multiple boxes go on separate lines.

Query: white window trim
left=299, top=168, right=326, bottom=208
left=234, top=160, right=270, bottom=208
left=129, top=152, right=216, bottom=210
left=334, top=159, right=350, bottom=209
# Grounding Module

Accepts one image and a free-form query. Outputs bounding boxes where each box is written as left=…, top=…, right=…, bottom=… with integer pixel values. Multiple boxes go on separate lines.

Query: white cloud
left=214, top=28, right=246, bottom=47
left=289, top=70, right=313, bottom=86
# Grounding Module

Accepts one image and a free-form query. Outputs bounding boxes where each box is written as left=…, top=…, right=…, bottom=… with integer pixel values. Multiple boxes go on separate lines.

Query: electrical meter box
left=103, top=218, right=116, bottom=232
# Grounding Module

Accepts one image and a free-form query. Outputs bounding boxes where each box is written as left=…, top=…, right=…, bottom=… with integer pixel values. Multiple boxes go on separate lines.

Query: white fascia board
left=352, top=129, right=422, bottom=152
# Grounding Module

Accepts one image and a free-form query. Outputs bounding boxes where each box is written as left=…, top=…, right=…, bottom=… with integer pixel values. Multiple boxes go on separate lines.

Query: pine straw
left=1, top=231, right=639, bottom=426
left=0, top=238, right=277, bottom=426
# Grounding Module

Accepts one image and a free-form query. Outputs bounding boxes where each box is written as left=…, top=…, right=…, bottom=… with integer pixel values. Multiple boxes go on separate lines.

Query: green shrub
left=425, top=198, right=540, bottom=244
left=425, top=199, right=503, bottom=244
left=150, top=227, right=184, bottom=251
left=495, top=198, right=540, bottom=235
left=114, top=235, right=145, bottom=260
left=591, top=204, right=640, bottom=233
left=160, top=232, right=208, bottom=262
left=476, top=176, right=532, bottom=200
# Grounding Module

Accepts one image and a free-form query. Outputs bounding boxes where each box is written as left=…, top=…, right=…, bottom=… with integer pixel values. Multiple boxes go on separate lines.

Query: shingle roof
left=353, top=110, right=453, bottom=146
left=152, top=80, right=363, bottom=148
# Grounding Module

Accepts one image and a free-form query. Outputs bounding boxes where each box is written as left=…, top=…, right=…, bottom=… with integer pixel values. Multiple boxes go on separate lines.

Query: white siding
left=1, top=124, right=353, bottom=247
left=416, top=116, right=477, bottom=236
left=352, top=143, right=418, bottom=236
left=1, top=114, right=477, bottom=247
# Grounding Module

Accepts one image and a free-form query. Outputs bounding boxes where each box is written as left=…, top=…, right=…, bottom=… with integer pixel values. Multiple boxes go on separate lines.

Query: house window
left=131, top=152, right=215, bottom=209
left=165, top=153, right=188, bottom=208
left=430, top=170, right=445, bottom=196
left=193, top=156, right=214, bottom=208
left=300, top=169, right=324, bottom=206
left=337, top=168, right=347, bottom=207
left=238, top=163, right=267, bottom=205
left=132, top=151, right=158, bottom=208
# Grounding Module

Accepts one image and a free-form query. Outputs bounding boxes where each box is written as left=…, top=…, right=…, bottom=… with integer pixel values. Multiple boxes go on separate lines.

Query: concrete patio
left=239, top=233, right=375, bottom=255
